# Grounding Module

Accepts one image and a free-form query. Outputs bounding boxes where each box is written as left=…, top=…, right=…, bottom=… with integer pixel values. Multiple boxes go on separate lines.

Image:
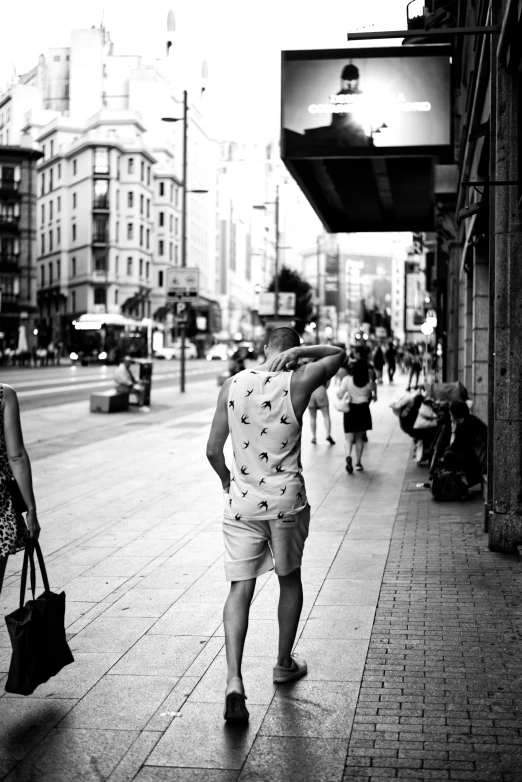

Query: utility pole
left=180, top=89, right=188, bottom=393
left=316, top=235, right=321, bottom=344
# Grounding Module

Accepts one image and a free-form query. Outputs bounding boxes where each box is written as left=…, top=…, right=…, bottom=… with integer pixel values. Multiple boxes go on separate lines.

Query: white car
left=206, top=343, right=231, bottom=361
left=154, top=342, right=198, bottom=360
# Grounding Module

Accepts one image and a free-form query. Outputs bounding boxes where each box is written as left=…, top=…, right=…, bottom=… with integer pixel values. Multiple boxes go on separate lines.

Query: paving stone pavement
left=0, top=375, right=521, bottom=781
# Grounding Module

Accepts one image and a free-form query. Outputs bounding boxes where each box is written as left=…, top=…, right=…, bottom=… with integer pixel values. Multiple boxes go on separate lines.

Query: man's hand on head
left=266, top=348, right=301, bottom=372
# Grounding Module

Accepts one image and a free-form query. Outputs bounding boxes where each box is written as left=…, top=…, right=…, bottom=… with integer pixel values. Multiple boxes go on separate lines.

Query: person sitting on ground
left=114, top=355, right=144, bottom=404
left=442, top=401, right=487, bottom=488
left=206, top=328, right=345, bottom=722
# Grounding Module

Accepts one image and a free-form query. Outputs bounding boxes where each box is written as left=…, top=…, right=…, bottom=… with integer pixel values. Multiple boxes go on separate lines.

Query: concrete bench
left=90, top=389, right=129, bottom=413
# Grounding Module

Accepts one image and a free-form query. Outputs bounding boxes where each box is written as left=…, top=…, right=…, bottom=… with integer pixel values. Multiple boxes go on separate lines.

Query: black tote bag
left=4, top=542, right=74, bottom=695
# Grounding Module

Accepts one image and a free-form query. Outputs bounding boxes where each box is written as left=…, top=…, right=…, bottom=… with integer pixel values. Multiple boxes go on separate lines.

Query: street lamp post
left=162, top=93, right=207, bottom=393
left=254, top=185, right=280, bottom=320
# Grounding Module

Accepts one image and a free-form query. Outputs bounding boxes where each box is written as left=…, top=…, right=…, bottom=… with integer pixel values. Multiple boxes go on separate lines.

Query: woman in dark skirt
left=336, top=358, right=376, bottom=473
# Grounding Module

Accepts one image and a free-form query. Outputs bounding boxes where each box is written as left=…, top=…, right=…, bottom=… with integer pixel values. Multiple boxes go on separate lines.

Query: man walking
left=206, top=328, right=345, bottom=720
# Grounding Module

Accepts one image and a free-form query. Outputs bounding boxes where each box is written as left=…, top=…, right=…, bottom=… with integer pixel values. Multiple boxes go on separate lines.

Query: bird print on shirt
left=258, top=500, right=268, bottom=511
left=235, top=513, right=242, bottom=520
left=259, top=478, right=266, bottom=486
left=229, top=400, right=235, bottom=409
left=241, top=414, right=251, bottom=425
left=280, top=486, right=287, bottom=495
left=241, top=490, right=248, bottom=497
left=259, top=452, right=268, bottom=462
left=283, top=389, right=288, bottom=397
left=240, top=465, right=250, bottom=476
left=281, top=439, right=288, bottom=449
left=276, top=463, right=285, bottom=473
left=280, top=415, right=291, bottom=425
left=243, top=441, right=249, bottom=449
left=278, top=511, right=285, bottom=519
left=264, top=377, right=272, bottom=385
left=261, top=401, right=271, bottom=411
left=246, top=389, right=253, bottom=397
left=261, top=428, right=268, bottom=436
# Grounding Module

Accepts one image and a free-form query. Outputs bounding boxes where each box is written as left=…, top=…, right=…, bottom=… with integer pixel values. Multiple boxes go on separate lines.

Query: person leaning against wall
left=0, top=384, right=40, bottom=594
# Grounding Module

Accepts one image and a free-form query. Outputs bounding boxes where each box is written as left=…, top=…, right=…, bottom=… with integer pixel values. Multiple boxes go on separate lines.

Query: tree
left=267, top=266, right=314, bottom=334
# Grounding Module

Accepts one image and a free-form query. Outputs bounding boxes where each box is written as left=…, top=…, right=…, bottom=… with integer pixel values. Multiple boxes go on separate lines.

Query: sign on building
left=258, top=292, right=296, bottom=317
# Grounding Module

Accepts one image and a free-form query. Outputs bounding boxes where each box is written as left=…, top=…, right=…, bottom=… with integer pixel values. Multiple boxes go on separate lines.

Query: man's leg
left=309, top=407, right=317, bottom=442
left=322, top=407, right=334, bottom=442
left=223, top=578, right=256, bottom=684
left=276, top=568, right=303, bottom=668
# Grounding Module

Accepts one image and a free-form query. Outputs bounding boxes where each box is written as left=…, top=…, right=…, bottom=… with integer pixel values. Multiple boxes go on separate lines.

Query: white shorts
left=222, top=505, right=310, bottom=582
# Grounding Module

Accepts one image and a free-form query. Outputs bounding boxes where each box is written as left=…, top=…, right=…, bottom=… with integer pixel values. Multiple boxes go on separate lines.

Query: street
left=0, top=360, right=224, bottom=412
left=1, top=375, right=521, bottom=781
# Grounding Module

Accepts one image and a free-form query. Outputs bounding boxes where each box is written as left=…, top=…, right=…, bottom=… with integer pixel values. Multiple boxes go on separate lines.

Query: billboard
left=258, top=292, right=296, bottom=317
left=281, top=47, right=451, bottom=158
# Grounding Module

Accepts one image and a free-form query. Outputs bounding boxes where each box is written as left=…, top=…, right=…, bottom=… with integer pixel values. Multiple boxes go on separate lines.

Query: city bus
left=69, top=314, right=150, bottom=365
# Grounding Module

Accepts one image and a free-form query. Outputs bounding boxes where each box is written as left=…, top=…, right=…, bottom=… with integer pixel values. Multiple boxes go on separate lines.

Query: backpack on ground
left=430, top=470, right=468, bottom=501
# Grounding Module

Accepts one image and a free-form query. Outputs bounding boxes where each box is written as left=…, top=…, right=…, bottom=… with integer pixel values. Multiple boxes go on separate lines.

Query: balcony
left=92, top=232, right=109, bottom=245
left=0, top=215, right=20, bottom=233
left=0, top=254, right=20, bottom=272
left=92, top=197, right=110, bottom=212
left=0, top=179, right=20, bottom=198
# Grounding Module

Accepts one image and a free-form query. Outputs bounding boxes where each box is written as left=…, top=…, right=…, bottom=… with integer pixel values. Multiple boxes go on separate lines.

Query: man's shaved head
left=266, top=327, right=300, bottom=355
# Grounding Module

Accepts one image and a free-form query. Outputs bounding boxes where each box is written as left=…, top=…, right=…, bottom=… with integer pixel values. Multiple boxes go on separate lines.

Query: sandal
left=355, top=463, right=364, bottom=471
left=223, top=677, right=249, bottom=721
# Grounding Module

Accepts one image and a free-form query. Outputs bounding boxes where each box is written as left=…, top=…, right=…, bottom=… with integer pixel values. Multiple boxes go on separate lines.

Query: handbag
left=333, top=391, right=351, bottom=414
left=4, top=541, right=74, bottom=695
left=7, top=478, right=28, bottom=515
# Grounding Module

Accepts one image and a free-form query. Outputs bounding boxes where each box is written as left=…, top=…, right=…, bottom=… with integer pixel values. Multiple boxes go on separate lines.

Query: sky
left=0, top=0, right=408, bottom=141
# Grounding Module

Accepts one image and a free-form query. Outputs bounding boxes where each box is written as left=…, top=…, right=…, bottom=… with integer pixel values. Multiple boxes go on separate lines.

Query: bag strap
left=32, top=541, right=51, bottom=593
left=19, top=542, right=37, bottom=608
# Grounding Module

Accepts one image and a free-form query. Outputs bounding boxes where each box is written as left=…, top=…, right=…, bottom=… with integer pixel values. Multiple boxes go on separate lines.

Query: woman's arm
left=337, top=375, right=348, bottom=399
left=2, top=385, right=40, bottom=539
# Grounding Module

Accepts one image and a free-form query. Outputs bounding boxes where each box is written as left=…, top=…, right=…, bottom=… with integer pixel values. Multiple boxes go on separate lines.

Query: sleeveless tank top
left=226, top=368, right=307, bottom=521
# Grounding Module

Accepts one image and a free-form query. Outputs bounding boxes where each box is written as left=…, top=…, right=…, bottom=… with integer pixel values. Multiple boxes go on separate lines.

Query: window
left=146, top=262, right=150, bottom=279
left=40, top=173, right=45, bottom=196
left=72, top=192, right=76, bottom=209
left=128, top=157, right=134, bottom=174
left=56, top=226, right=60, bottom=246
left=71, top=257, right=76, bottom=277
left=49, top=201, right=53, bottom=221
left=127, top=223, right=133, bottom=240
left=93, top=248, right=107, bottom=271
left=115, top=288, right=119, bottom=305
left=42, top=144, right=46, bottom=159
left=159, top=211, right=165, bottom=227
left=139, top=258, right=143, bottom=277
left=71, top=291, right=76, bottom=312
left=146, top=228, right=150, bottom=249
left=174, top=186, right=179, bottom=207
left=140, top=161, right=144, bottom=181
left=127, top=191, right=134, bottom=208
left=57, top=196, right=61, bottom=213
left=116, top=190, right=119, bottom=210
left=158, top=240, right=164, bottom=256
left=169, top=214, right=173, bottom=233
left=140, top=194, right=144, bottom=215
left=158, top=270, right=164, bottom=287
left=116, top=222, right=119, bottom=242
left=175, top=217, right=179, bottom=237
left=41, top=204, right=45, bottom=224
left=93, top=216, right=109, bottom=243
left=170, top=184, right=174, bottom=202
left=53, top=55, right=60, bottom=62
left=115, top=256, right=119, bottom=276
left=57, top=163, right=61, bottom=179
left=50, top=140, right=54, bottom=157
left=94, top=288, right=106, bottom=305
left=57, top=259, right=60, bottom=278
left=73, top=159, right=77, bottom=176
left=139, top=225, right=144, bottom=247
left=93, top=147, right=109, bottom=174
left=49, top=230, right=53, bottom=252
left=40, top=265, right=45, bottom=286
left=127, top=257, right=133, bottom=275
left=93, top=180, right=109, bottom=209
left=40, top=234, right=45, bottom=254
left=49, top=168, right=53, bottom=191
left=146, top=199, right=150, bottom=218
left=174, top=244, right=179, bottom=264
left=159, top=182, right=164, bottom=197
left=72, top=224, right=76, bottom=242
left=147, top=166, right=151, bottom=185
left=48, top=262, right=53, bottom=284
left=169, top=242, right=173, bottom=261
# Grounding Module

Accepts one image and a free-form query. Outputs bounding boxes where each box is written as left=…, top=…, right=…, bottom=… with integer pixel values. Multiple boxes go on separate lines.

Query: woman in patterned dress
left=0, top=384, right=40, bottom=593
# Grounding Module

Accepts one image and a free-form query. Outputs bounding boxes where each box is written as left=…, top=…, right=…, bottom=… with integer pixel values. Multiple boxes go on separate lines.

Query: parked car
left=154, top=346, right=177, bottom=360
left=206, top=343, right=232, bottom=361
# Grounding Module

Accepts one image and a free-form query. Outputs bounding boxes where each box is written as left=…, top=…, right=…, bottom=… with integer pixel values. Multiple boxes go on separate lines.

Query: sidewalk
left=0, top=377, right=521, bottom=781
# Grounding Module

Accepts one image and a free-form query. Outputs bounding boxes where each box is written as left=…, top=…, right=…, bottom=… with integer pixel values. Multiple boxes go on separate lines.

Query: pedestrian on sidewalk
left=308, top=374, right=335, bottom=445
left=384, top=342, right=397, bottom=384
left=0, top=384, right=40, bottom=594
left=337, top=357, right=377, bottom=473
left=372, top=344, right=384, bottom=384
left=206, top=328, right=345, bottom=721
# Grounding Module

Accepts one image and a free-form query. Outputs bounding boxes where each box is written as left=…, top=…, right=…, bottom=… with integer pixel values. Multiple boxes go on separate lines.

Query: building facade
left=0, top=145, right=43, bottom=355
